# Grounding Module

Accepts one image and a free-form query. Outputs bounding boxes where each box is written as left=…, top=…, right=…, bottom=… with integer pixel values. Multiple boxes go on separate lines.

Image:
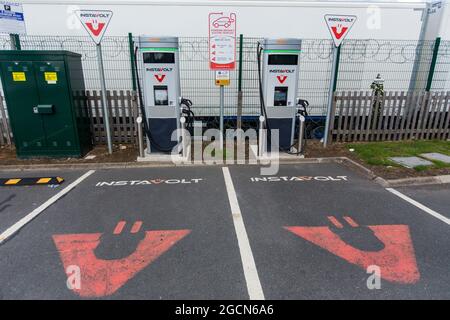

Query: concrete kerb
left=387, top=175, right=450, bottom=187
left=0, top=157, right=448, bottom=188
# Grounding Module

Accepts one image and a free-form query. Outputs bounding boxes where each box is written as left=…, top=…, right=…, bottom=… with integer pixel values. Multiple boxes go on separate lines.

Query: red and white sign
left=208, top=12, right=236, bottom=70
left=76, top=10, right=113, bottom=44
left=324, top=14, right=357, bottom=47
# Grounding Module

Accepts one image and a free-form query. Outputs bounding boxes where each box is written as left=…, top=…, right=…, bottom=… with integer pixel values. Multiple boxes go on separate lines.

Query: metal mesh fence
left=0, top=35, right=449, bottom=117
left=432, top=40, right=450, bottom=91
left=298, top=39, right=334, bottom=116
left=338, top=39, right=435, bottom=93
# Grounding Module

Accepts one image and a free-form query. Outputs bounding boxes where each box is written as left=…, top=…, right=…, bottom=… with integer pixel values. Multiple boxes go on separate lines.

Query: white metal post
left=180, top=116, right=187, bottom=159
left=219, top=85, right=224, bottom=150
left=258, top=115, right=265, bottom=158
left=136, top=116, right=144, bottom=158
left=297, top=114, right=305, bottom=155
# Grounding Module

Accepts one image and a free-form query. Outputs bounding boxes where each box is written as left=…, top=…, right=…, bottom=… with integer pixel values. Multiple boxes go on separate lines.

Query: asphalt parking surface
left=229, top=164, right=450, bottom=299
left=0, top=163, right=448, bottom=300
left=0, top=170, right=83, bottom=235
left=0, top=167, right=247, bottom=299
left=398, top=184, right=450, bottom=219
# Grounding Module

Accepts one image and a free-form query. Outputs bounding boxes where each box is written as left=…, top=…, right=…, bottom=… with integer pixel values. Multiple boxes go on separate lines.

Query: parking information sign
left=0, top=1, right=26, bottom=35
left=324, top=14, right=357, bottom=47
left=215, top=70, right=230, bottom=86
left=208, top=12, right=236, bottom=70
left=76, top=10, right=113, bottom=44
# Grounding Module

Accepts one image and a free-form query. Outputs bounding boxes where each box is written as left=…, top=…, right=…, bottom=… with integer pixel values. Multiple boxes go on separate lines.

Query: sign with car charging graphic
left=208, top=11, right=236, bottom=70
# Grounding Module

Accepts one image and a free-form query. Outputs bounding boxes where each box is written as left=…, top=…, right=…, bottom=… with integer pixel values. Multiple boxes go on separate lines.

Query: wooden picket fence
left=329, top=91, right=450, bottom=142
left=0, top=90, right=139, bottom=146
left=1, top=89, right=450, bottom=147
left=79, top=90, right=139, bottom=144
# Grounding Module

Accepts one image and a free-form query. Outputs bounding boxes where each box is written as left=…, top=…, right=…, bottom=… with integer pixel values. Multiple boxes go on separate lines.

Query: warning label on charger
left=12, top=72, right=26, bottom=81
left=45, top=72, right=58, bottom=84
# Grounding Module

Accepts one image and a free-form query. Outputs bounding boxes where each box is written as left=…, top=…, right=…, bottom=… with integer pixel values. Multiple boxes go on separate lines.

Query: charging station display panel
left=143, top=52, right=175, bottom=64
left=268, top=54, right=298, bottom=65
left=274, top=87, right=288, bottom=106
left=154, top=85, right=169, bottom=106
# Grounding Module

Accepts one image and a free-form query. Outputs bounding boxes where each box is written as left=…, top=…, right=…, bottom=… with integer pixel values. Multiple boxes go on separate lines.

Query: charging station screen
left=154, top=85, right=169, bottom=106
left=274, top=87, right=288, bottom=106
left=268, top=54, right=298, bottom=65
left=144, top=52, right=175, bottom=64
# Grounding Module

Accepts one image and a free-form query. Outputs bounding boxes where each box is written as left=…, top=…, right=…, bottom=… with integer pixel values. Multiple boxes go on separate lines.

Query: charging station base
left=137, top=145, right=191, bottom=164
left=249, top=144, right=304, bottom=161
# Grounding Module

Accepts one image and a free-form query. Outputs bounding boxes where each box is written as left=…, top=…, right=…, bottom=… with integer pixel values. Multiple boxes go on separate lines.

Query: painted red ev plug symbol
left=285, top=216, right=420, bottom=284
left=53, top=220, right=191, bottom=297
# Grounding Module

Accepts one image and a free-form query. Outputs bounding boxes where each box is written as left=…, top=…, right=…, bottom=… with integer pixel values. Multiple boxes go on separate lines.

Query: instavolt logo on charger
left=79, top=12, right=111, bottom=18
left=269, top=69, right=295, bottom=73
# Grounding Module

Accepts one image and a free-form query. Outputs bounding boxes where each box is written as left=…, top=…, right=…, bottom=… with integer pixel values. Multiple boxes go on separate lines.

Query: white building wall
left=13, top=1, right=450, bottom=116
left=20, top=1, right=427, bottom=40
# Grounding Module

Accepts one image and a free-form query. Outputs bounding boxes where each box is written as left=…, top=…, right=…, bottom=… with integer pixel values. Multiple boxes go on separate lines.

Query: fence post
left=426, top=37, right=441, bottom=92
left=128, top=32, right=137, bottom=91
left=9, top=34, right=21, bottom=50
left=237, top=34, right=244, bottom=130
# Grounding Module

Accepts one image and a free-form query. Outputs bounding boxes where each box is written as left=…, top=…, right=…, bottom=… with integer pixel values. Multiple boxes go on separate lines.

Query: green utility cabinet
left=0, top=50, right=92, bottom=158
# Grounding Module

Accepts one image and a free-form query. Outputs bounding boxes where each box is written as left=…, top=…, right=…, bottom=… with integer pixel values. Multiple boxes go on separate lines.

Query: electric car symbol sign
left=76, top=10, right=113, bottom=44
left=208, top=12, right=236, bottom=70
left=324, top=14, right=357, bottom=47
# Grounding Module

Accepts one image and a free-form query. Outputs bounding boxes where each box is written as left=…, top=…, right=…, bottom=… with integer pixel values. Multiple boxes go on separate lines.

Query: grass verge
left=348, top=140, right=450, bottom=171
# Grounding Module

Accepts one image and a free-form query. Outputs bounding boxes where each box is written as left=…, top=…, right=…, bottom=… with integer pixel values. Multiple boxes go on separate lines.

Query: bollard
left=297, top=114, right=305, bottom=155
left=136, top=116, right=145, bottom=158
left=258, top=115, right=265, bottom=158
left=180, top=116, right=187, bottom=159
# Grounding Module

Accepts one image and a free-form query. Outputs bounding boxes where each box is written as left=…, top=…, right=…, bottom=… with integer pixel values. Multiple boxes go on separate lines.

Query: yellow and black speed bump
left=0, top=177, right=64, bottom=186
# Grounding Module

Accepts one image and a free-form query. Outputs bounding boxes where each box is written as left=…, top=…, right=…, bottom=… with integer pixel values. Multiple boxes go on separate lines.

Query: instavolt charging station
left=258, top=38, right=304, bottom=154
left=138, top=36, right=188, bottom=157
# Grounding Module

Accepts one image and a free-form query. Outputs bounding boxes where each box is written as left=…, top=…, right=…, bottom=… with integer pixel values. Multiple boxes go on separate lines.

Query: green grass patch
left=211, top=148, right=233, bottom=160
left=348, top=140, right=450, bottom=171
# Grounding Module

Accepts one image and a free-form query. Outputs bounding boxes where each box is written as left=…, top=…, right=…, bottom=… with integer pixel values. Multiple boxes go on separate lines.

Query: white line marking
left=222, top=167, right=265, bottom=300
left=386, top=187, right=450, bottom=226
left=0, top=170, right=96, bottom=244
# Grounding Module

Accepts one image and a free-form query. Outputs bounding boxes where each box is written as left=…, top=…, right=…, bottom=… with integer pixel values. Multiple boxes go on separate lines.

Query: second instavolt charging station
left=137, top=36, right=193, bottom=155
left=258, top=38, right=307, bottom=153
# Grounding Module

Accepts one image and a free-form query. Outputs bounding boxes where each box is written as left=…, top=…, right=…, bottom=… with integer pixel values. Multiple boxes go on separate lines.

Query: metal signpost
left=323, top=14, right=356, bottom=147
left=76, top=10, right=113, bottom=154
left=215, top=70, right=230, bottom=148
left=209, top=11, right=236, bottom=150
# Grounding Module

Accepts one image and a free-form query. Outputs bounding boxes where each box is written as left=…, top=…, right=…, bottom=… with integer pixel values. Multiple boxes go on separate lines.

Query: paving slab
left=390, top=156, right=433, bottom=168
left=420, top=153, right=450, bottom=164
